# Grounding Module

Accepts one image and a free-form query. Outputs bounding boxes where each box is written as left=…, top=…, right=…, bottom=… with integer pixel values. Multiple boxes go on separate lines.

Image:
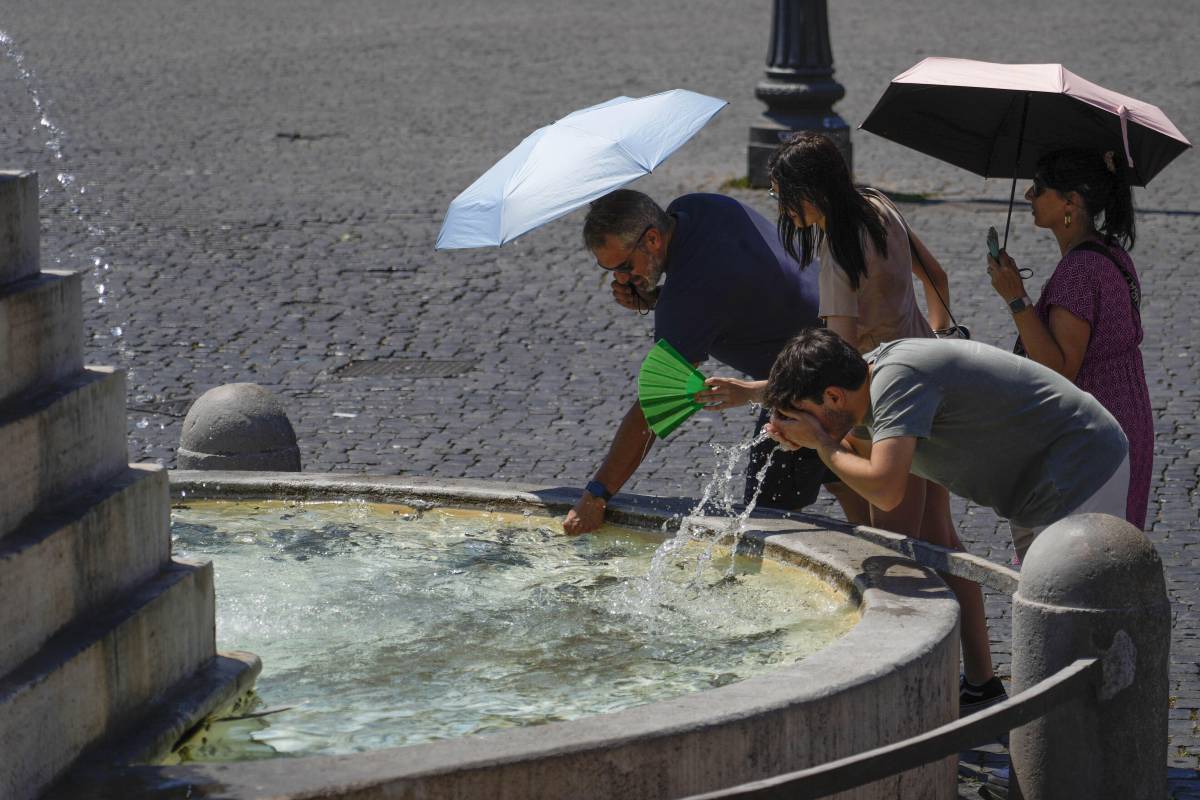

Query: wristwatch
left=584, top=479, right=613, bottom=502
left=1008, top=295, right=1034, bottom=315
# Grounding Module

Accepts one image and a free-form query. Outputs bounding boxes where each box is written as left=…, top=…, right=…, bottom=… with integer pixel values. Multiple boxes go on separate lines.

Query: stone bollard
left=1010, top=513, right=1169, bottom=800
left=177, top=383, right=301, bottom=471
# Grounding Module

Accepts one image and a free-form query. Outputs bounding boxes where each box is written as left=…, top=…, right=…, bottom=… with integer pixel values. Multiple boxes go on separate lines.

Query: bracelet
left=584, top=479, right=613, bottom=502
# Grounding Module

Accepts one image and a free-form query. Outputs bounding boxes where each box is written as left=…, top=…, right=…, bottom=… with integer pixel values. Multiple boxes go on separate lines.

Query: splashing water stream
left=0, top=29, right=128, bottom=358
left=633, top=424, right=784, bottom=613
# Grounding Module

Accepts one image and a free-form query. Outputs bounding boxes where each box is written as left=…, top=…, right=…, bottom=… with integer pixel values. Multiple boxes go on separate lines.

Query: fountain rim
left=116, top=470, right=962, bottom=798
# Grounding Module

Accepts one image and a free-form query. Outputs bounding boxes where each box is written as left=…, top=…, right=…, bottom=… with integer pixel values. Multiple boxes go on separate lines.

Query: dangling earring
left=1064, top=210, right=1072, bottom=227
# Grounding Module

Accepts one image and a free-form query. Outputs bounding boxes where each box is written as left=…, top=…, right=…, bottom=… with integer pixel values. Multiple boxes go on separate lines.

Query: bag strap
left=868, top=190, right=962, bottom=333
left=906, top=239, right=949, bottom=316
left=1070, top=240, right=1141, bottom=319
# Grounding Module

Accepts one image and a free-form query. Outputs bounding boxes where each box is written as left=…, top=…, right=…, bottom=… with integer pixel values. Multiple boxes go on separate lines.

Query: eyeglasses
left=1031, top=175, right=1049, bottom=198
left=597, top=224, right=653, bottom=273
left=769, top=187, right=806, bottom=223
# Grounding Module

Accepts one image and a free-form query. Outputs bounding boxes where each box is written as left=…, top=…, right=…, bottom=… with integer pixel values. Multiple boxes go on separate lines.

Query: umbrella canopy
left=435, top=89, right=727, bottom=250
left=860, top=57, right=1191, bottom=187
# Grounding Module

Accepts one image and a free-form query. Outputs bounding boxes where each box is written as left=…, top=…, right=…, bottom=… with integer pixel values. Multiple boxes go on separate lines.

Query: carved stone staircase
left=0, top=171, right=258, bottom=800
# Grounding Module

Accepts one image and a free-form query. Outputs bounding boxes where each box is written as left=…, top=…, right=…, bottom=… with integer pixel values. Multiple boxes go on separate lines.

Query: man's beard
left=824, top=407, right=857, bottom=441
left=631, top=253, right=664, bottom=303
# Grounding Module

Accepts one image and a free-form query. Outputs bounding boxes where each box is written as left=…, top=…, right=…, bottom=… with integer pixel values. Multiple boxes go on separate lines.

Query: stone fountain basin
left=81, top=472, right=960, bottom=800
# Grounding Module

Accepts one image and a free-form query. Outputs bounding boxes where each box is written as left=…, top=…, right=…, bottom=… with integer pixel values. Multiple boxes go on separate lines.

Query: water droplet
left=110, top=325, right=122, bottom=337
left=96, top=283, right=105, bottom=294
left=136, top=418, right=149, bottom=429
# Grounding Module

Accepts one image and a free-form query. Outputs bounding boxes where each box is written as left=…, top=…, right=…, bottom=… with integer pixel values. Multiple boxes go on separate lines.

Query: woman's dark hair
left=768, top=133, right=888, bottom=290
left=763, top=328, right=868, bottom=411
left=1037, top=147, right=1136, bottom=250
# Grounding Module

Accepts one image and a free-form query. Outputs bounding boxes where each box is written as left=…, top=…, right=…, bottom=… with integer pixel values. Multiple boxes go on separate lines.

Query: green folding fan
left=638, top=339, right=707, bottom=438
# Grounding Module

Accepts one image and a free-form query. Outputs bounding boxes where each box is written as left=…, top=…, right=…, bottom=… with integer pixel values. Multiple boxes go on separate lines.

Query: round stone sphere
left=177, top=383, right=301, bottom=471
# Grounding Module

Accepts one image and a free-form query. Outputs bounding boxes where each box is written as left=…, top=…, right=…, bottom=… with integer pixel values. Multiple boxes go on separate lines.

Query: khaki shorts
left=1009, top=454, right=1131, bottom=562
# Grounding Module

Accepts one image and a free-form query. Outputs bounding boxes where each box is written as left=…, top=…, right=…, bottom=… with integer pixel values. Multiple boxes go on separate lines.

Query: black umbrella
left=861, top=57, right=1192, bottom=245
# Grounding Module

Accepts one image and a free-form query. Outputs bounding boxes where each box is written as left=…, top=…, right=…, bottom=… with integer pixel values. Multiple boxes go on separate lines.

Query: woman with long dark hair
left=987, top=147, right=1151, bottom=532
left=767, top=134, right=955, bottom=349
left=700, top=133, right=1005, bottom=713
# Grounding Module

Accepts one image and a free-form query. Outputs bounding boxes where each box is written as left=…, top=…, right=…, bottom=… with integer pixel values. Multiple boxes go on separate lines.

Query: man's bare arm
left=816, top=435, right=916, bottom=511
left=766, top=413, right=915, bottom=511
left=563, top=400, right=656, bottom=534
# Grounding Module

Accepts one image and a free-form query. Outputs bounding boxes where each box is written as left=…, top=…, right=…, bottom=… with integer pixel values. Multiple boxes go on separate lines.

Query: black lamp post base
left=748, top=113, right=852, bottom=188
left=746, top=0, right=850, bottom=188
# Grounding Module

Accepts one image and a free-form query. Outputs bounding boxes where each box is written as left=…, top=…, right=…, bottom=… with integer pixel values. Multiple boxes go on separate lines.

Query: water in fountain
left=170, top=500, right=856, bottom=760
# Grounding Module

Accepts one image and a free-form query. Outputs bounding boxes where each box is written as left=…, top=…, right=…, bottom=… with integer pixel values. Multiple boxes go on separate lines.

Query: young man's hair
left=582, top=189, right=670, bottom=251
left=763, top=328, right=868, bottom=410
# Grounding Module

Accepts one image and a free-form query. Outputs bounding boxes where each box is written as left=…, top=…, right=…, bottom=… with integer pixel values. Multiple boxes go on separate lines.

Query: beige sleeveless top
left=817, top=192, right=933, bottom=353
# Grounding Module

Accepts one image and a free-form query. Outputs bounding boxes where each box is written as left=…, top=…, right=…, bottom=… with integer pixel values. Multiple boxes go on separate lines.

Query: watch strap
left=1008, top=295, right=1033, bottom=315
left=584, top=480, right=613, bottom=502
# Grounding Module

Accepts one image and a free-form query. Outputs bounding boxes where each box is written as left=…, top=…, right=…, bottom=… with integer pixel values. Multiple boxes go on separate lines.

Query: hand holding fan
left=638, top=339, right=707, bottom=438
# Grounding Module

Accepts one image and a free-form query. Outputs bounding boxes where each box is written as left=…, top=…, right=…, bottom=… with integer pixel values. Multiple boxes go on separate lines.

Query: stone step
left=0, top=171, right=38, bottom=287
left=0, top=558, right=216, bottom=800
left=0, top=366, right=130, bottom=541
left=0, top=269, right=84, bottom=406
left=44, top=650, right=262, bottom=799
left=0, top=464, right=171, bottom=677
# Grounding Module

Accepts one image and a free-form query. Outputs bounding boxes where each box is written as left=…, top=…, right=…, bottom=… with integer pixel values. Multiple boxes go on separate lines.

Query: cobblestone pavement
left=2, top=0, right=1198, bottom=778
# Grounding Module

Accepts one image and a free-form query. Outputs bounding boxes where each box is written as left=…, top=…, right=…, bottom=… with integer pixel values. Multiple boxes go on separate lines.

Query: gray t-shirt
left=861, top=339, right=1128, bottom=527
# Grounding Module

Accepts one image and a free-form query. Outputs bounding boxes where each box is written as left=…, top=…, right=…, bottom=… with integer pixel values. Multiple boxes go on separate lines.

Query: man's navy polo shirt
left=654, top=193, right=820, bottom=380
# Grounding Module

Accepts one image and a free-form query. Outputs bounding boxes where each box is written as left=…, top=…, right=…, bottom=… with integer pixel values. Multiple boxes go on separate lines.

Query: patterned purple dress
left=1023, top=243, right=1152, bottom=529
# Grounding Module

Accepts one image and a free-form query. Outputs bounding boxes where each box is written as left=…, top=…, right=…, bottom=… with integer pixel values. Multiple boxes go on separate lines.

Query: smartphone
left=986, top=227, right=1000, bottom=260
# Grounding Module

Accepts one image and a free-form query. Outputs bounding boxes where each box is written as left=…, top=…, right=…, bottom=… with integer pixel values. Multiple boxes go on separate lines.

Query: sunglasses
left=1031, top=175, right=1049, bottom=197
left=597, top=224, right=653, bottom=273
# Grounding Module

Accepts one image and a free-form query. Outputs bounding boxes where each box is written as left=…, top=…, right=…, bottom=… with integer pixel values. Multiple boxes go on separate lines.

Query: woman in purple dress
left=987, top=147, right=1152, bottom=529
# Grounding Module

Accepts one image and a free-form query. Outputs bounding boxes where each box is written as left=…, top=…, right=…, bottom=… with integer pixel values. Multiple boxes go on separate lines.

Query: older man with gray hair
left=563, top=189, right=829, bottom=534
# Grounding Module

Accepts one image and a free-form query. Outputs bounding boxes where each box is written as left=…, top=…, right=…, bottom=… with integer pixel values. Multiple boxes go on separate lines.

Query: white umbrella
left=435, top=89, right=728, bottom=250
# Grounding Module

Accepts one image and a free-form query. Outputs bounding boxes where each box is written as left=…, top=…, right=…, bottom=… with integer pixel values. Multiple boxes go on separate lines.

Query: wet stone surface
left=0, top=0, right=1197, bottom=781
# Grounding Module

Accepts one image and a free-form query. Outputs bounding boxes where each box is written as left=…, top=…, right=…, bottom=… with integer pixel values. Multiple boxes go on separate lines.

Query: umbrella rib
left=983, top=92, right=1020, bottom=178
left=495, top=126, right=652, bottom=241
left=614, top=139, right=653, bottom=172
left=557, top=121, right=654, bottom=171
